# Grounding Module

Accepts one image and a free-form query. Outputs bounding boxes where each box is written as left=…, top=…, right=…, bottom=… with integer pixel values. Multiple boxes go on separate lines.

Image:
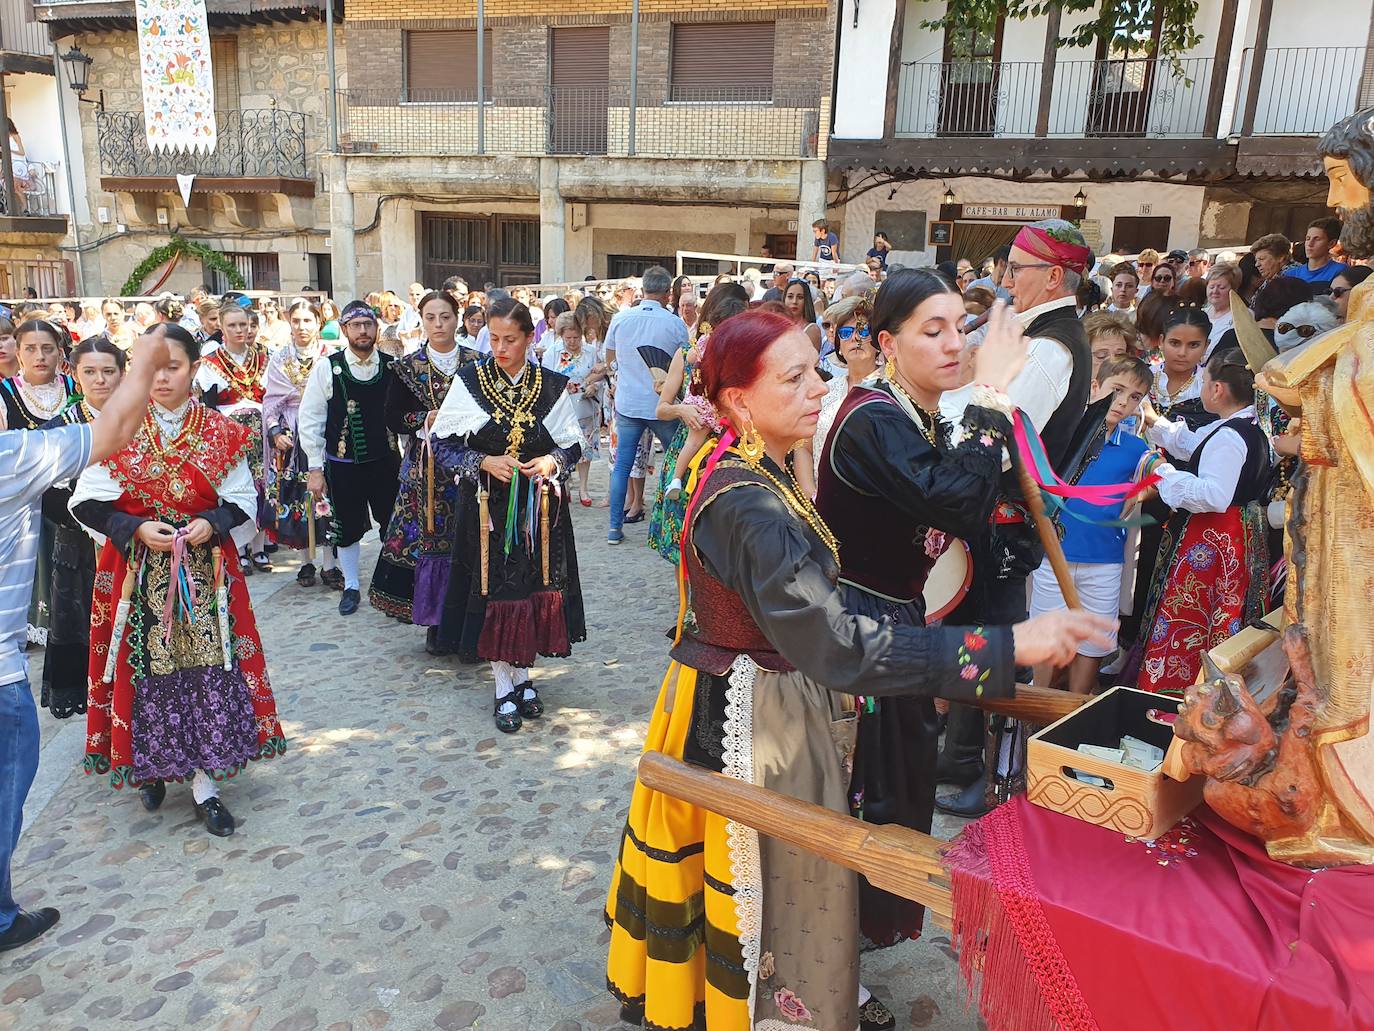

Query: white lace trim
left=757, top=1021, right=826, bottom=1031
left=722, top=653, right=764, bottom=1021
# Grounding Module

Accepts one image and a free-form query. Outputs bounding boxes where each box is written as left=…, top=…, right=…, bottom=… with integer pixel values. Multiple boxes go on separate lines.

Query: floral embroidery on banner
left=135, top=0, right=217, bottom=153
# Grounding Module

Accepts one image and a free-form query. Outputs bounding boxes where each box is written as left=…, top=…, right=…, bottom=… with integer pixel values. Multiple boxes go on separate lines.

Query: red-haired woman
left=604, top=310, right=1114, bottom=1031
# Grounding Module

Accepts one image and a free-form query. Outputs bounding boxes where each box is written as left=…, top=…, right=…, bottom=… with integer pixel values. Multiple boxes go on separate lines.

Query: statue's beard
left=1338, top=204, right=1374, bottom=259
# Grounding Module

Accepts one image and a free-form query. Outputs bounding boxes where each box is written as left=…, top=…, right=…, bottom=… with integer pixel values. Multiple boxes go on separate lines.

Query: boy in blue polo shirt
left=1030, top=356, right=1160, bottom=694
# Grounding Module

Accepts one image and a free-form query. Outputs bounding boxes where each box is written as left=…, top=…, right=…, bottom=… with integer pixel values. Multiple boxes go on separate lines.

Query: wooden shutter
left=405, top=30, right=493, bottom=99
left=551, top=26, right=610, bottom=87
left=210, top=37, right=240, bottom=111
left=670, top=22, right=775, bottom=100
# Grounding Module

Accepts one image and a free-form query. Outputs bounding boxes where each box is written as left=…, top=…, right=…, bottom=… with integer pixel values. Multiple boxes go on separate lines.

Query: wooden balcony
left=0, top=0, right=53, bottom=73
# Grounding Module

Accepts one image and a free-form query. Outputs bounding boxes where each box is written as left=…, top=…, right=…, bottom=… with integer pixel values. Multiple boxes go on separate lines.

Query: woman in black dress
left=815, top=270, right=1025, bottom=955
left=431, top=298, right=585, bottom=733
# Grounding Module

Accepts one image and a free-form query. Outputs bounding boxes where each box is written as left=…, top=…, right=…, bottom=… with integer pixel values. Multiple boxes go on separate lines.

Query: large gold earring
left=737, top=421, right=765, bottom=468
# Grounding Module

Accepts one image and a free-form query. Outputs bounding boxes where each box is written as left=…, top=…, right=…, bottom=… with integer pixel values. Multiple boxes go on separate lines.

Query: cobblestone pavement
left=3, top=465, right=980, bottom=1031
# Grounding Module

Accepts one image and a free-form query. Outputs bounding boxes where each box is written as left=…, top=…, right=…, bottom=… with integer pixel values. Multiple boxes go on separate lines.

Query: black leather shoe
left=518, top=683, right=544, bottom=719
left=935, top=775, right=990, bottom=819
left=338, top=588, right=360, bottom=616
left=194, top=797, right=236, bottom=837
left=859, top=994, right=897, bottom=1031
left=934, top=754, right=984, bottom=788
left=495, top=692, right=522, bottom=733
left=139, top=779, right=166, bottom=812
left=0, top=908, right=60, bottom=953
left=296, top=562, right=317, bottom=586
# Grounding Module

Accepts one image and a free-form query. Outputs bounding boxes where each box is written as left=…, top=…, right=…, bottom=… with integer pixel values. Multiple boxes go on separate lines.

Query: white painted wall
left=838, top=176, right=1208, bottom=266
left=833, top=0, right=895, bottom=139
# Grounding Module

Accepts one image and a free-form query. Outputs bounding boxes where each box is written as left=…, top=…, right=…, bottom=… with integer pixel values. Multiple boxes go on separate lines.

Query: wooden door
left=550, top=27, right=610, bottom=155
left=1110, top=216, right=1172, bottom=254
left=1088, top=3, right=1163, bottom=137
left=939, top=19, right=1003, bottom=136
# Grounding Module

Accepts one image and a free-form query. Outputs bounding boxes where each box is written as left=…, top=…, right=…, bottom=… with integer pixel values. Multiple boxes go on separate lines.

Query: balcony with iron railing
left=94, top=107, right=314, bottom=194
left=338, top=86, right=823, bottom=160
left=1231, top=46, right=1367, bottom=136
left=894, top=56, right=1219, bottom=140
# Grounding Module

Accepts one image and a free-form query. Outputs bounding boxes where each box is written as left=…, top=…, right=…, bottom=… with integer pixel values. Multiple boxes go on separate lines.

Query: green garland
left=121, top=235, right=246, bottom=296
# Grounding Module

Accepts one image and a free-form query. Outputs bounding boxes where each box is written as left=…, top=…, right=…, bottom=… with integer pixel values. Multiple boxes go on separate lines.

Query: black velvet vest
left=1186, top=414, right=1272, bottom=507
left=324, top=350, right=393, bottom=463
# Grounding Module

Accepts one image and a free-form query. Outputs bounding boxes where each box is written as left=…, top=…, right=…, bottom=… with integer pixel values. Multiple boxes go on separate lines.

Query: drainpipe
left=627, top=0, right=639, bottom=156
left=50, top=45, right=87, bottom=295
left=325, top=0, right=339, bottom=151
left=476, top=0, right=486, bottom=155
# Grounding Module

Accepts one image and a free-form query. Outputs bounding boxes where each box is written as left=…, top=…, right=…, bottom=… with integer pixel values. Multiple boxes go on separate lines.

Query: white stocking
left=338, top=542, right=361, bottom=590
left=318, top=546, right=337, bottom=572
left=192, top=770, right=219, bottom=804
left=492, top=661, right=518, bottom=715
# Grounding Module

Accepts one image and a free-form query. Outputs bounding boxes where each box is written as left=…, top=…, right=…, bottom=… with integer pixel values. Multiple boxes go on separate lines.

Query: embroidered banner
left=135, top=0, right=217, bottom=153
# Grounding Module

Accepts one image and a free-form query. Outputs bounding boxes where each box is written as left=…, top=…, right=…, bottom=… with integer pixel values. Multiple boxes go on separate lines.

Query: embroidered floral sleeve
left=434, top=437, right=484, bottom=483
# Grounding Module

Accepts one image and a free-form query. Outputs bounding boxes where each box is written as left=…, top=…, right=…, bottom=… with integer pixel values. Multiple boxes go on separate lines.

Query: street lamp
left=59, top=46, right=102, bottom=109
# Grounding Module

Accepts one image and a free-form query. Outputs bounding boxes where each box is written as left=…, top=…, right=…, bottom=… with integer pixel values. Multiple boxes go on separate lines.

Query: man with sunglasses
left=1185, top=248, right=1211, bottom=283
left=1282, top=216, right=1348, bottom=295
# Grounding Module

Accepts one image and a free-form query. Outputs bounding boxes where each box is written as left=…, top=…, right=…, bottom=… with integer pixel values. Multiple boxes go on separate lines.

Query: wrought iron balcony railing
left=1232, top=47, right=1368, bottom=136
left=338, top=86, right=821, bottom=159
left=893, top=56, right=1217, bottom=139
left=0, top=162, right=60, bottom=217
left=95, top=108, right=309, bottom=180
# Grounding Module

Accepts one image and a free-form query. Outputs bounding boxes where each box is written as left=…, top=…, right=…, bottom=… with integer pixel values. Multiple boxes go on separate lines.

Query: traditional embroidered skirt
left=648, top=423, right=690, bottom=565
left=1136, top=504, right=1270, bottom=696
left=605, top=657, right=860, bottom=1031
left=370, top=440, right=457, bottom=624
left=86, top=539, right=286, bottom=788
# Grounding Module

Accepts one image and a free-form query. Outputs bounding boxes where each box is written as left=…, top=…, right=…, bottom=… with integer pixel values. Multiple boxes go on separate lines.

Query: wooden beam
left=0, top=74, right=15, bottom=219
left=1035, top=3, right=1062, bottom=138
left=881, top=0, right=908, bottom=139
left=1240, top=0, right=1274, bottom=137
left=1204, top=0, right=1240, bottom=138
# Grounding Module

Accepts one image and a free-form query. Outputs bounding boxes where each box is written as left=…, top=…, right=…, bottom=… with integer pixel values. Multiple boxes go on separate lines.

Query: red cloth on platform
left=946, top=797, right=1374, bottom=1031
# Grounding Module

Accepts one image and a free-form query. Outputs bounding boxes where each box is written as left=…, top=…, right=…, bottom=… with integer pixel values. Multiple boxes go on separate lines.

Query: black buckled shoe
left=139, top=779, right=166, bottom=812
left=338, top=588, right=360, bottom=616
left=495, top=692, right=522, bottom=733
left=517, top=683, right=543, bottom=719
left=194, top=797, right=236, bottom=837
left=859, top=994, right=897, bottom=1031
left=0, top=908, right=60, bottom=954
left=296, top=562, right=317, bottom=587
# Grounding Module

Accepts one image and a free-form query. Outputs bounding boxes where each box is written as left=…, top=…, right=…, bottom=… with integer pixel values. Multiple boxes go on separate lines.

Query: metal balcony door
left=550, top=27, right=610, bottom=155
left=938, top=21, right=1003, bottom=136
left=421, top=214, right=540, bottom=289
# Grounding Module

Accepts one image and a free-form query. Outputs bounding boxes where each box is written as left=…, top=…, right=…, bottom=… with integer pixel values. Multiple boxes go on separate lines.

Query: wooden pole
left=1013, top=446, right=1082, bottom=610
left=636, top=752, right=955, bottom=926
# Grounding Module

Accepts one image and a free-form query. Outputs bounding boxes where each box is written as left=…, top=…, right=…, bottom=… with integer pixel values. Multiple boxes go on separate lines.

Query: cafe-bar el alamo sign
left=961, top=205, right=1061, bottom=220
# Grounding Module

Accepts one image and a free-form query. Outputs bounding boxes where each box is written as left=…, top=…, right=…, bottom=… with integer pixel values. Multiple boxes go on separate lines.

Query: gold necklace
left=732, top=453, right=841, bottom=565
left=475, top=358, right=543, bottom=456
left=885, top=370, right=942, bottom=450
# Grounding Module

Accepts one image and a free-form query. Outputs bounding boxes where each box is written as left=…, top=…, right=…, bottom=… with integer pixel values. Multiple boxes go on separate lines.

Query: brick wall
left=350, top=0, right=825, bottom=22
left=351, top=5, right=831, bottom=99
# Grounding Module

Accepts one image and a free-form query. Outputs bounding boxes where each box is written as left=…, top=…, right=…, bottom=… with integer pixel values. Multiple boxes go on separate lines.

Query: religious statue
left=1176, top=107, right=1374, bottom=866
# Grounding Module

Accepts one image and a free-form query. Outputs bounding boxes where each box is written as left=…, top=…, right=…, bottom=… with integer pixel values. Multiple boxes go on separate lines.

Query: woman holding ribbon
left=604, top=309, right=1113, bottom=1031
left=262, top=299, right=338, bottom=587
left=196, top=299, right=272, bottom=575
left=70, top=324, right=285, bottom=838
left=431, top=297, right=586, bottom=733
left=369, top=291, right=471, bottom=648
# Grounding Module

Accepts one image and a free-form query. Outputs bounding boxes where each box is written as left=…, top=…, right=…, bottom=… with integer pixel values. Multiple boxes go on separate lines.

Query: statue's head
left=1318, top=108, right=1374, bottom=258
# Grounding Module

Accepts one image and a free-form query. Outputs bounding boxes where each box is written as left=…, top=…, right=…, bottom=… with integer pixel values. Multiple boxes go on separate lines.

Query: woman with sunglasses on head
left=810, top=270, right=1028, bottom=973
left=1131, top=346, right=1273, bottom=696
left=38, top=338, right=125, bottom=720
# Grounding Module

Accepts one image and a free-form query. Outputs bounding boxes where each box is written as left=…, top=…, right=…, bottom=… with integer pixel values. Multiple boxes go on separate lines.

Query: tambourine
left=923, top=537, right=972, bottom=623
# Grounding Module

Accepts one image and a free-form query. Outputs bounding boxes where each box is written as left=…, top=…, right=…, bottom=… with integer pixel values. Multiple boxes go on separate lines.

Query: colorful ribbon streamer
left=161, top=528, right=201, bottom=644
left=1013, top=411, right=1160, bottom=528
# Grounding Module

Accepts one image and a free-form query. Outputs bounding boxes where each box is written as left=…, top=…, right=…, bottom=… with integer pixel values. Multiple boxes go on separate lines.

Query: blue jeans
left=0, top=678, right=39, bottom=935
left=608, top=413, right=678, bottom=534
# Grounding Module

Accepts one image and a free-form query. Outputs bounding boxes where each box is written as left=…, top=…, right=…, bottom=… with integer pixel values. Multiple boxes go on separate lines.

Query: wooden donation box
left=1027, top=686, right=1203, bottom=840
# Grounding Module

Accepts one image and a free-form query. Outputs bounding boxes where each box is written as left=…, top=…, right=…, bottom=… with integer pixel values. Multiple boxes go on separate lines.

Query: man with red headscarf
left=937, top=218, right=1096, bottom=817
